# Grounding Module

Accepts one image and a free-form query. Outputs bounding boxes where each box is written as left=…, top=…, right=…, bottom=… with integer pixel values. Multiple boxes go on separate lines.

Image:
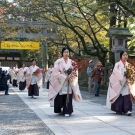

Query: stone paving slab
left=12, top=87, right=135, bottom=135
left=0, top=89, right=54, bottom=135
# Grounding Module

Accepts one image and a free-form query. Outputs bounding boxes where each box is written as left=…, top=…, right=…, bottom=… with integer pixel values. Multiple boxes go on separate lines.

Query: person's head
left=21, top=63, right=25, bottom=68
left=97, top=61, right=103, bottom=68
left=50, top=64, right=53, bottom=68
left=62, top=46, right=70, bottom=58
left=120, top=51, right=128, bottom=61
left=89, top=60, right=93, bottom=66
left=31, top=59, right=37, bottom=66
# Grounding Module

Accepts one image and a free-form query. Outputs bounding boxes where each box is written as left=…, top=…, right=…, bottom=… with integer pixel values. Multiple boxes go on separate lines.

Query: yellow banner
left=1, top=41, right=40, bottom=50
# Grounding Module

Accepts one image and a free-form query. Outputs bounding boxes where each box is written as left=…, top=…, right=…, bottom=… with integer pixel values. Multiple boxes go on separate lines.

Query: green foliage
left=1, top=0, right=135, bottom=65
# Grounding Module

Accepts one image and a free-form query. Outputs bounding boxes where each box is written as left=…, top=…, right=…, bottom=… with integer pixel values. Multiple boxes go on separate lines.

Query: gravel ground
left=0, top=89, right=54, bottom=135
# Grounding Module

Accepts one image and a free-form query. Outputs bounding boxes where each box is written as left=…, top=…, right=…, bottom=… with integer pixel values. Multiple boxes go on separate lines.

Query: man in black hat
left=0, top=72, right=10, bottom=95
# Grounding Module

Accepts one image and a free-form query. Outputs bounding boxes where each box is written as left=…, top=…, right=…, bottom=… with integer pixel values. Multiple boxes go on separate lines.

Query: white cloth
left=45, top=68, right=53, bottom=83
left=58, top=58, right=72, bottom=95
left=13, top=67, right=19, bottom=73
left=106, top=60, right=130, bottom=109
left=17, top=68, right=26, bottom=83
left=13, top=67, right=19, bottom=80
left=116, top=61, right=130, bottom=96
left=29, top=65, right=39, bottom=85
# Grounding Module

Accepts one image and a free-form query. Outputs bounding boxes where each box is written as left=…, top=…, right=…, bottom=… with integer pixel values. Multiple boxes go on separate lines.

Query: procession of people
left=1, top=48, right=135, bottom=118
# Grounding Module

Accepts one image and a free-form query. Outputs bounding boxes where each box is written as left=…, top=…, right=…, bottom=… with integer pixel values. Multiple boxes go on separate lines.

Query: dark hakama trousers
left=111, top=94, right=132, bottom=114
left=19, top=81, right=26, bottom=91
left=28, top=84, right=39, bottom=96
left=54, top=93, right=73, bottom=115
left=47, top=81, right=49, bottom=89
left=13, top=79, right=18, bottom=87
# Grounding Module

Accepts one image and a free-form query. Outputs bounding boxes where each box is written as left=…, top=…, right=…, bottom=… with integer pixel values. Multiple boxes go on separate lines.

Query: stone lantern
left=107, top=27, right=133, bottom=62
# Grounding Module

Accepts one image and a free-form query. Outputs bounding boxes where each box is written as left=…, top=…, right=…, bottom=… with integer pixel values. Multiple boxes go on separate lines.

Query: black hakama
left=19, top=81, right=26, bottom=91
left=54, top=93, right=73, bottom=115
left=28, top=83, right=39, bottom=96
left=111, top=94, right=132, bottom=114
left=13, top=79, right=18, bottom=87
left=47, top=81, right=49, bottom=89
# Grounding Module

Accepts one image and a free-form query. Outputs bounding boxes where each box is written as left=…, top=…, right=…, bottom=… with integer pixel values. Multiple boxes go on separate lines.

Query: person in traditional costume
left=45, top=64, right=54, bottom=89
left=25, top=59, right=42, bottom=99
left=8, top=67, right=14, bottom=84
left=49, top=46, right=82, bottom=117
left=13, top=64, right=19, bottom=87
left=17, top=63, right=26, bottom=91
left=106, top=51, right=134, bottom=116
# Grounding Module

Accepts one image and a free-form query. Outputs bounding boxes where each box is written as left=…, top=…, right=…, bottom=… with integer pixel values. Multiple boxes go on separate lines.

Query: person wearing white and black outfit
left=25, top=59, right=42, bottom=99
left=17, top=63, right=26, bottom=91
left=49, top=46, right=82, bottom=117
left=13, top=64, right=19, bottom=87
left=45, top=64, right=53, bottom=89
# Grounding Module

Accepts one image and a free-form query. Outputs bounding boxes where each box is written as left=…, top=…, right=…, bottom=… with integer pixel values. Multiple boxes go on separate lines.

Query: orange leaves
left=71, top=56, right=88, bottom=72
left=128, top=59, right=135, bottom=67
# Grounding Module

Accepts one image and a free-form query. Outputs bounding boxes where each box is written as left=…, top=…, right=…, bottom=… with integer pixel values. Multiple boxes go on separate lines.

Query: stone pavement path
left=81, top=90, right=135, bottom=110
left=0, top=89, right=54, bottom=135
left=12, top=87, right=135, bottom=135
left=1, top=86, right=135, bottom=135
left=81, top=90, right=106, bottom=105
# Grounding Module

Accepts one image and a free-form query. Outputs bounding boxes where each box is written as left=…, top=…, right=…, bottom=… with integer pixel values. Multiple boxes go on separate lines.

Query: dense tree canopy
left=1, top=0, right=135, bottom=65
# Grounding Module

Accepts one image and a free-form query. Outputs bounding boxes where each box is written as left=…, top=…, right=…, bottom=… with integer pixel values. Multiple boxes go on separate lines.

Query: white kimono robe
left=25, top=65, right=42, bottom=87
left=49, top=57, right=82, bottom=101
left=106, top=60, right=131, bottom=109
left=17, top=67, right=26, bottom=83
left=8, top=68, right=14, bottom=82
left=45, top=67, right=53, bottom=83
left=13, top=67, right=19, bottom=80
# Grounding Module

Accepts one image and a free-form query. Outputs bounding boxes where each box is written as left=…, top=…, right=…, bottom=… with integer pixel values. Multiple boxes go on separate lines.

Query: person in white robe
left=25, top=59, right=42, bottom=99
left=8, top=67, right=14, bottom=84
left=49, top=46, right=82, bottom=117
left=106, top=51, right=133, bottom=116
left=45, top=64, right=53, bottom=89
left=17, top=63, right=26, bottom=91
left=12, top=64, right=19, bottom=87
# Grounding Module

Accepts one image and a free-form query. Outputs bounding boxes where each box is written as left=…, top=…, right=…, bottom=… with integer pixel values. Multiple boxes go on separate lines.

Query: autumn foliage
left=128, top=59, right=135, bottom=67
left=71, top=56, right=89, bottom=71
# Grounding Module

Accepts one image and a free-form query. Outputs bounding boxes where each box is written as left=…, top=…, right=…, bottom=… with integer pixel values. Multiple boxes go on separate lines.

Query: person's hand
left=78, top=95, right=80, bottom=99
left=110, top=99, right=114, bottom=102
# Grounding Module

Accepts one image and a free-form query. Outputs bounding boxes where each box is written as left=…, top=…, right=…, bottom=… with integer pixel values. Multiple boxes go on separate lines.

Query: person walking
left=106, top=51, right=134, bottom=116
left=45, top=64, right=53, bottom=89
left=17, top=63, right=26, bottom=91
left=87, top=60, right=94, bottom=94
left=25, top=59, right=42, bottom=99
left=13, top=64, right=19, bottom=87
left=92, top=62, right=104, bottom=97
left=49, top=46, right=82, bottom=117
